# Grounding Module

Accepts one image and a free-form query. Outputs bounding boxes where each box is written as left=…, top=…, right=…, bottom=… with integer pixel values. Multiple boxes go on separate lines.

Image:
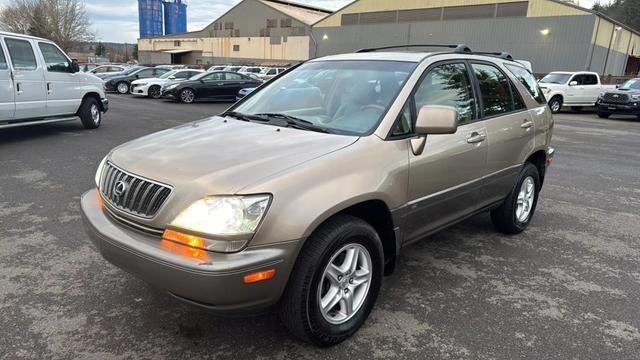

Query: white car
left=0, top=31, right=108, bottom=129
left=538, top=71, right=616, bottom=113
left=131, top=69, right=203, bottom=99
left=207, top=65, right=228, bottom=71
left=258, top=67, right=287, bottom=80
left=89, top=65, right=127, bottom=79
left=238, top=66, right=264, bottom=75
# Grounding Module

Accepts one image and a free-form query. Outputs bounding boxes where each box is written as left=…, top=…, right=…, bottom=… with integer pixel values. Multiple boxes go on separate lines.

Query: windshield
left=159, top=70, right=178, bottom=79
left=232, top=60, right=417, bottom=136
left=620, top=79, right=640, bottom=90
left=539, top=73, right=571, bottom=84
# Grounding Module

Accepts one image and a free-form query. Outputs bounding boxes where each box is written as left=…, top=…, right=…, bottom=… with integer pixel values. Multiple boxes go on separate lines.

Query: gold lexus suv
left=81, top=45, right=555, bottom=346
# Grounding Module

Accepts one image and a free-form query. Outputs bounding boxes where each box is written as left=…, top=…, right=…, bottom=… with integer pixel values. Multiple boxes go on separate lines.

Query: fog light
left=244, top=269, right=276, bottom=284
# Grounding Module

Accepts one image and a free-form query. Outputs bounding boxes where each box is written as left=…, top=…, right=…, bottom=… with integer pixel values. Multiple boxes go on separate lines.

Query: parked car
left=224, top=66, right=242, bottom=72
left=81, top=46, right=554, bottom=346
left=80, top=63, right=100, bottom=72
left=0, top=31, right=108, bottom=129
left=161, top=71, right=262, bottom=103
left=90, top=65, right=127, bottom=79
left=104, top=67, right=170, bottom=94
left=238, top=66, right=264, bottom=75
left=538, top=71, right=616, bottom=113
left=235, top=87, right=256, bottom=101
left=208, top=65, right=229, bottom=71
left=131, top=69, right=203, bottom=99
left=596, top=78, right=640, bottom=118
left=258, top=67, right=287, bottom=80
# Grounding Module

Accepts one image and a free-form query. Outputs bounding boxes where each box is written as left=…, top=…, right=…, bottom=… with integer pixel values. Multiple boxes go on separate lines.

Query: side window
left=225, top=72, right=243, bottom=80
left=583, top=74, right=598, bottom=85
left=137, top=69, right=154, bottom=77
left=203, top=72, right=224, bottom=81
left=511, top=82, right=526, bottom=111
left=391, top=103, right=413, bottom=137
left=571, top=75, right=584, bottom=85
left=267, top=69, right=277, bottom=75
left=175, top=71, right=189, bottom=79
left=5, top=38, right=37, bottom=71
left=471, top=63, right=513, bottom=117
left=0, top=44, right=7, bottom=70
left=156, top=69, right=169, bottom=76
left=505, top=64, right=546, bottom=104
left=38, top=43, right=71, bottom=72
left=414, top=62, right=477, bottom=124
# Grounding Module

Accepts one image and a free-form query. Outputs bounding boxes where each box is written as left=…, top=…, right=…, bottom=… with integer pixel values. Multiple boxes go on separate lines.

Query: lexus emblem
left=113, top=181, right=128, bottom=197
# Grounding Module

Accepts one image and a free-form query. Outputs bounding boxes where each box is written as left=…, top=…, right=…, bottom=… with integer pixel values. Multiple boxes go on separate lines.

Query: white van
left=0, top=31, right=108, bottom=129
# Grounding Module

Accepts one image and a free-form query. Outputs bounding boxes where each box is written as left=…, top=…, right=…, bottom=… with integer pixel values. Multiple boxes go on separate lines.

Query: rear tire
left=279, top=215, right=383, bottom=346
left=79, top=97, right=101, bottom=129
left=148, top=85, right=162, bottom=99
left=116, top=82, right=129, bottom=94
left=597, top=111, right=611, bottom=118
left=549, top=97, right=562, bottom=114
left=491, top=163, right=540, bottom=234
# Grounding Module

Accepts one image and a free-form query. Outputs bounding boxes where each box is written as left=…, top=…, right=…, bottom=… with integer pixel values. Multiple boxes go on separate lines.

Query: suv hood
left=109, top=116, right=358, bottom=195
left=603, top=88, right=640, bottom=95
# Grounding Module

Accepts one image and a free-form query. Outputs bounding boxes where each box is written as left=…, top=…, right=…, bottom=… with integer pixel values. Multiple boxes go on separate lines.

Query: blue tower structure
left=138, top=0, right=164, bottom=38
left=163, top=0, right=188, bottom=35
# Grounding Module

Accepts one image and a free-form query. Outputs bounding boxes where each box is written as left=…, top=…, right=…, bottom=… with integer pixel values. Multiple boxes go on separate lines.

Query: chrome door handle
left=467, top=132, right=486, bottom=144
left=521, top=121, right=533, bottom=129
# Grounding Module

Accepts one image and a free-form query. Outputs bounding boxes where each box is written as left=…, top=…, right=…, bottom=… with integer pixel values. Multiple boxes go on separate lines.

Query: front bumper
left=597, top=101, right=640, bottom=114
left=131, top=84, right=150, bottom=96
left=80, top=189, right=301, bottom=314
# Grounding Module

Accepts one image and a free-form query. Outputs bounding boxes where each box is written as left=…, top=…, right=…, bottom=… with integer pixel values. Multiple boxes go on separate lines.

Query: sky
left=0, top=0, right=601, bottom=43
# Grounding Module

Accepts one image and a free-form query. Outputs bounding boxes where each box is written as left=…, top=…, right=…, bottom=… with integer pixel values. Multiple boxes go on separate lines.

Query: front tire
left=597, top=111, right=611, bottom=118
left=148, top=85, right=162, bottom=99
left=491, top=163, right=540, bottom=234
left=548, top=97, right=562, bottom=114
left=279, top=215, right=383, bottom=346
left=78, top=97, right=101, bottom=129
left=179, top=88, right=196, bottom=104
left=116, top=82, right=130, bottom=94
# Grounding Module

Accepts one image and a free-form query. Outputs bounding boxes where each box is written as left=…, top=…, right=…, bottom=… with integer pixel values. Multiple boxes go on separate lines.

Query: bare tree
left=0, top=0, right=93, bottom=51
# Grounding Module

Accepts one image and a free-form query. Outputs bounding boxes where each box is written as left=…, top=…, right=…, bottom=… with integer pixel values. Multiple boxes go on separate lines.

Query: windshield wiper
left=253, top=113, right=331, bottom=134
left=222, top=111, right=266, bottom=122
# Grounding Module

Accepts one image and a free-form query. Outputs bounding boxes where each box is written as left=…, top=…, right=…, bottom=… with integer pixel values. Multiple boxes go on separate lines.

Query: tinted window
left=267, top=69, right=277, bottom=75
left=471, top=63, right=513, bottom=117
left=175, top=71, right=190, bottom=79
left=0, top=45, right=7, bottom=70
left=505, top=64, right=546, bottom=104
left=415, top=62, right=476, bottom=124
left=202, top=72, right=224, bottom=81
left=38, top=43, right=71, bottom=72
left=583, top=74, right=598, bottom=85
left=5, top=38, right=37, bottom=71
left=225, top=72, right=243, bottom=80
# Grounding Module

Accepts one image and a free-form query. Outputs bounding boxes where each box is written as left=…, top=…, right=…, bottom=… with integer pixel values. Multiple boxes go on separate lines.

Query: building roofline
left=258, top=0, right=332, bottom=26
left=262, top=0, right=332, bottom=14
left=311, top=0, right=358, bottom=26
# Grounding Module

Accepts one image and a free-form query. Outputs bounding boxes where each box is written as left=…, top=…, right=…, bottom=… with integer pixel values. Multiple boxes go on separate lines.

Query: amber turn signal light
left=96, top=189, right=103, bottom=209
left=244, top=269, right=276, bottom=284
left=161, top=229, right=209, bottom=261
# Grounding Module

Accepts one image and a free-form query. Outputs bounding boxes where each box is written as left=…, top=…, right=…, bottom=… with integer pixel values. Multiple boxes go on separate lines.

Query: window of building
left=341, top=13, right=359, bottom=25
left=359, top=11, right=397, bottom=24
left=38, top=42, right=71, bottom=72
left=234, top=29, right=240, bottom=37
left=443, top=4, right=495, bottom=20
left=280, top=18, right=292, bottom=28
left=224, top=22, right=234, bottom=29
left=496, top=2, right=528, bottom=17
left=260, top=28, right=271, bottom=37
left=266, top=19, right=277, bottom=28
left=471, top=63, right=514, bottom=117
left=270, top=36, right=281, bottom=45
left=505, top=64, right=546, bottom=104
left=233, top=44, right=240, bottom=52
left=5, top=38, right=37, bottom=71
left=291, top=27, right=306, bottom=36
left=174, top=40, right=181, bottom=47
left=398, top=8, right=442, bottom=22
left=415, top=62, right=477, bottom=124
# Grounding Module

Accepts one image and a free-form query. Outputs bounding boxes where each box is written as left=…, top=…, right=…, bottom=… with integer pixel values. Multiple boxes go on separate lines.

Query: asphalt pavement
left=1, top=95, right=639, bottom=359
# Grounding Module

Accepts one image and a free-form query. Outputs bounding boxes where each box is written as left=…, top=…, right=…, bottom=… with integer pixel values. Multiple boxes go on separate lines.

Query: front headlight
left=599, top=91, right=605, bottom=98
left=167, top=195, right=271, bottom=253
left=631, top=94, right=640, bottom=100
left=94, top=156, right=108, bottom=188
left=136, top=83, right=147, bottom=87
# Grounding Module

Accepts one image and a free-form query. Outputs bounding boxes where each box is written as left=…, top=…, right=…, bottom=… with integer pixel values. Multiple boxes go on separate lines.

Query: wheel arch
left=525, top=149, right=547, bottom=186
left=77, top=92, right=104, bottom=113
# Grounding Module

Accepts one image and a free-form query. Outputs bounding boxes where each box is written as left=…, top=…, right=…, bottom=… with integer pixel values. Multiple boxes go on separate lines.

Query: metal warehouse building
left=137, top=0, right=331, bottom=66
left=138, top=0, right=640, bottom=75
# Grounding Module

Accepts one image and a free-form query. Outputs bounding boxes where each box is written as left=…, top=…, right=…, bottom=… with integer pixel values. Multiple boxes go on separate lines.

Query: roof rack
left=355, top=44, right=472, bottom=54
left=473, top=51, right=514, bottom=60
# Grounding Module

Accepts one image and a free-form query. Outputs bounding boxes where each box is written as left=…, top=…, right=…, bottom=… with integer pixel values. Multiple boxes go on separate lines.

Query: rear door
left=405, top=61, right=488, bottom=241
left=0, top=38, right=15, bottom=121
left=4, top=37, right=47, bottom=119
left=221, top=72, right=245, bottom=99
left=565, top=74, right=584, bottom=104
left=469, top=62, right=535, bottom=207
left=580, top=73, right=601, bottom=104
left=38, top=41, right=80, bottom=116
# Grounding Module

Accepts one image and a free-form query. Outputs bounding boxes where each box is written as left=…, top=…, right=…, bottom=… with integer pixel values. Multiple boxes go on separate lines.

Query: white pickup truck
left=538, top=71, right=616, bottom=113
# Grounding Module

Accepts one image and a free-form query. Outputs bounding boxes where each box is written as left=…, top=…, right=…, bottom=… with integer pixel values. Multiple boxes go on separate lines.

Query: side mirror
left=616, top=84, right=620, bottom=88
left=71, top=59, right=80, bottom=73
left=415, top=105, right=458, bottom=135
left=169, top=76, right=176, bottom=80
left=135, top=74, right=140, bottom=79
left=569, top=81, right=578, bottom=86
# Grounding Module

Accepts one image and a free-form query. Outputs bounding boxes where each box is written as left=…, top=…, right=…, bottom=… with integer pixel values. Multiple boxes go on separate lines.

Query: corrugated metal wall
left=139, top=0, right=163, bottom=38
left=164, top=1, right=187, bottom=35
left=312, top=15, right=631, bottom=75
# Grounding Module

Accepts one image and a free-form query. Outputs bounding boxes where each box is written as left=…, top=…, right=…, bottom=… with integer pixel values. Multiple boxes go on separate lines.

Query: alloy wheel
left=181, top=89, right=195, bottom=103
left=90, top=104, right=100, bottom=124
left=317, top=243, right=372, bottom=325
left=516, top=176, right=535, bottom=223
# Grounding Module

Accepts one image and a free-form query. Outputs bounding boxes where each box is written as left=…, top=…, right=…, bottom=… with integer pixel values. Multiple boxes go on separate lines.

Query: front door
left=37, top=42, right=80, bottom=116
left=4, top=37, right=47, bottom=119
left=468, top=62, right=535, bottom=207
left=0, top=38, right=15, bottom=121
left=405, top=62, right=488, bottom=242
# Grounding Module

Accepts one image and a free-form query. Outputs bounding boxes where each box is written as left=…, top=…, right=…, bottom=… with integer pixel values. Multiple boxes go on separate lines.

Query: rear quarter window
left=506, top=64, right=546, bottom=104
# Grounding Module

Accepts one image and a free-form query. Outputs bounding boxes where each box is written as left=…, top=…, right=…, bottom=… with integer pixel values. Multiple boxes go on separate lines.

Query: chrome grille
left=602, top=93, right=629, bottom=104
left=99, top=162, right=172, bottom=218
